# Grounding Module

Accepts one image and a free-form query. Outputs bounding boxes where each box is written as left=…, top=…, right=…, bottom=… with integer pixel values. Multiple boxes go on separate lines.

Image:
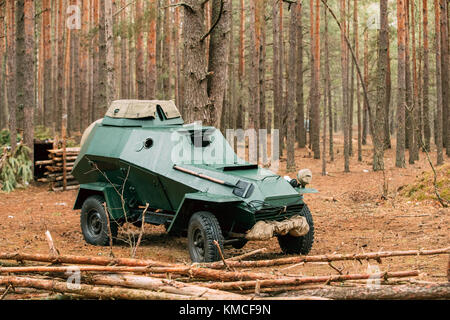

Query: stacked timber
left=35, top=147, right=80, bottom=191
left=0, top=246, right=449, bottom=300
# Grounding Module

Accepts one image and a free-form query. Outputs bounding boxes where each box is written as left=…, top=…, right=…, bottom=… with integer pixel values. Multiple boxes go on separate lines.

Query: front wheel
left=187, top=211, right=224, bottom=263
left=277, top=204, right=314, bottom=254
left=80, top=195, right=118, bottom=246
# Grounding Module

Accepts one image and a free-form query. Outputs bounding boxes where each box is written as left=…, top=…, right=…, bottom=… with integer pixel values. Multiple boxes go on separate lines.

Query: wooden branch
left=0, top=264, right=280, bottom=282
left=226, top=248, right=267, bottom=261
left=113, top=0, right=138, bottom=17
left=213, top=240, right=230, bottom=270
left=0, top=276, right=198, bottom=300
left=286, top=283, right=450, bottom=300
left=0, top=252, right=173, bottom=268
left=85, top=274, right=247, bottom=300
left=132, top=203, right=149, bottom=258
left=201, top=271, right=419, bottom=291
left=200, top=247, right=450, bottom=269
left=200, top=0, right=224, bottom=42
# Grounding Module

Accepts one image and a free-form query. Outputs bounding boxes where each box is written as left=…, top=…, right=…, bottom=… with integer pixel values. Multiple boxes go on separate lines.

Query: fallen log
left=201, top=247, right=450, bottom=269
left=0, top=275, right=199, bottom=300
left=52, top=185, right=79, bottom=192
left=201, top=270, right=419, bottom=291
left=47, top=147, right=80, bottom=154
left=0, top=265, right=280, bottom=281
left=279, top=283, right=450, bottom=300
left=85, top=274, right=248, bottom=300
left=0, top=252, right=173, bottom=268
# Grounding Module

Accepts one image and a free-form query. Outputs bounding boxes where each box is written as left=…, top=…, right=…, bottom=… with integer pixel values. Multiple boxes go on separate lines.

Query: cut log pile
left=0, top=245, right=449, bottom=300
left=35, top=147, right=80, bottom=191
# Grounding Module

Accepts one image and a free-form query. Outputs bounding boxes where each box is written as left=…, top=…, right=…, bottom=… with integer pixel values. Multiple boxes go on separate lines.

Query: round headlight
left=297, top=169, right=312, bottom=187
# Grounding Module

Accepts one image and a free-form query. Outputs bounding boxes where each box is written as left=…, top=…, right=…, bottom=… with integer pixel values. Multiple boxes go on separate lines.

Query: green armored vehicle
left=72, top=100, right=317, bottom=262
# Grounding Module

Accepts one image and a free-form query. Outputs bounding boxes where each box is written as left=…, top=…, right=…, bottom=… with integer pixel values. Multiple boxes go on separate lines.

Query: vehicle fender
left=73, top=182, right=128, bottom=220
left=166, top=192, right=243, bottom=233
left=295, top=187, right=319, bottom=194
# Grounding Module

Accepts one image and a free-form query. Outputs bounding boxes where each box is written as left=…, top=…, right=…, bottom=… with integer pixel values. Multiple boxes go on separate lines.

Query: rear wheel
left=80, top=195, right=117, bottom=246
left=187, top=211, right=224, bottom=263
left=277, top=204, right=314, bottom=254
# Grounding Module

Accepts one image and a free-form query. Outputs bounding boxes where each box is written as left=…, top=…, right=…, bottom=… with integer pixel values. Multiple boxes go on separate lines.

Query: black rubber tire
left=277, top=204, right=314, bottom=255
left=187, top=211, right=224, bottom=263
left=80, top=195, right=118, bottom=246
left=231, top=239, right=248, bottom=249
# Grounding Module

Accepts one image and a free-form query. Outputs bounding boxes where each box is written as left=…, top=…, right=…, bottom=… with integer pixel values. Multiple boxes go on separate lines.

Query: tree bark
left=373, top=0, right=388, bottom=171
left=434, top=0, right=444, bottom=165
left=6, top=0, right=16, bottom=152
left=104, top=0, right=115, bottom=107
left=0, top=276, right=195, bottom=300
left=286, top=2, right=297, bottom=172
left=440, top=0, right=449, bottom=156
left=16, top=0, right=35, bottom=164
left=422, top=0, right=431, bottom=152
left=296, top=2, right=306, bottom=148
left=340, top=0, right=349, bottom=171
left=201, top=247, right=450, bottom=269
left=208, top=0, right=232, bottom=128
left=182, top=1, right=210, bottom=123
left=290, top=283, right=450, bottom=300
left=396, top=0, right=407, bottom=168
left=203, top=271, right=419, bottom=291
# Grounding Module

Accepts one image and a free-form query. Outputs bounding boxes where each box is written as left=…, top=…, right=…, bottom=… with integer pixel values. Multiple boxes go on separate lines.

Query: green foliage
left=0, top=144, right=33, bottom=193
left=0, top=129, right=22, bottom=147
left=34, top=125, right=53, bottom=141
left=402, top=164, right=450, bottom=202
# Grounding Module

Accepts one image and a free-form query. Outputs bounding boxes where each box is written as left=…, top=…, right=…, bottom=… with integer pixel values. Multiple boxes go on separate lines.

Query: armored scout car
left=72, top=100, right=317, bottom=262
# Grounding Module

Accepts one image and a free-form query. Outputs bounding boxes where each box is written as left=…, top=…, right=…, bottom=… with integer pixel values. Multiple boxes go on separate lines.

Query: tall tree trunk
left=6, top=0, right=17, bottom=152
left=207, top=0, right=232, bottom=128
left=80, top=0, right=90, bottom=130
left=440, top=0, right=449, bottom=156
left=410, top=0, right=419, bottom=161
left=373, top=0, right=388, bottom=171
left=105, top=0, right=115, bottom=107
left=324, top=1, right=333, bottom=161
left=145, top=2, right=156, bottom=99
left=182, top=1, right=210, bottom=123
left=135, top=0, right=145, bottom=99
left=296, top=2, right=306, bottom=148
left=162, top=0, right=171, bottom=99
left=354, top=0, right=361, bottom=161
left=0, top=4, right=6, bottom=131
left=384, top=42, right=392, bottom=149
left=16, top=0, right=35, bottom=164
left=258, top=0, right=267, bottom=131
left=340, top=0, right=349, bottom=171
left=311, top=0, right=320, bottom=160
left=362, top=28, right=369, bottom=146
left=422, top=0, right=431, bottom=151
left=236, top=0, right=245, bottom=129
left=42, top=0, right=52, bottom=129
left=405, top=0, right=415, bottom=163
left=97, top=0, right=107, bottom=117
left=396, top=0, right=407, bottom=168
left=434, top=0, right=444, bottom=165
left=272, top=0, right=280, bottom=143
left=287, top=1, right=297, bottom=171
left=278, top=1, right=285, bottom=156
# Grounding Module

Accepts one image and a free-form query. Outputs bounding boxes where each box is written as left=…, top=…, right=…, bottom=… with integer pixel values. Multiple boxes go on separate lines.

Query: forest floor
left=0, top=135, right=449, bottom=284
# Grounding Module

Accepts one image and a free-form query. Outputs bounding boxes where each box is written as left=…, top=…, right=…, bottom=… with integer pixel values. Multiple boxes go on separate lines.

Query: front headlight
left=297, top=169, right=312, bottom=187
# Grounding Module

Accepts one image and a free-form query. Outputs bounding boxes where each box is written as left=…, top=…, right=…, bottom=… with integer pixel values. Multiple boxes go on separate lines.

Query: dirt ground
left=0, top=136, right=449, bottom=283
